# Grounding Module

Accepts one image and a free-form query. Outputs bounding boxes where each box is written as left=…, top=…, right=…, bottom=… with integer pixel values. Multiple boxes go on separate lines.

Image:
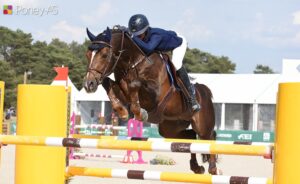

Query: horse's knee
left=130, top=103, right=140, bottom=115
left=116, top=107, right=128, bottom=120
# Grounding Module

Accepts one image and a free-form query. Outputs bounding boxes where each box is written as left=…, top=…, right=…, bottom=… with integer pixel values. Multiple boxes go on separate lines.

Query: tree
left=0, top=27, right=34, bottom=76
left=253, top=64, right=274, bottom=74
left=0, top=60, right=17, bottom=108
left=183, top=48, right=236, bottom=73
left=68, top=40, right=90, bottom=89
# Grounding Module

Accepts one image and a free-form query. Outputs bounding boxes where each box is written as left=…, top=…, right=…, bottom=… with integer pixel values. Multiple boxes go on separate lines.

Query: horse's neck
left=115, top=37, right=145, bottom=72
left=115, top=35, right=169, bottom=87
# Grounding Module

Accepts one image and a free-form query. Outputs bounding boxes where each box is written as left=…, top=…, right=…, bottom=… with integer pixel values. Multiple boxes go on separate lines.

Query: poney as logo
left=3, top=5, right=13, bottom=15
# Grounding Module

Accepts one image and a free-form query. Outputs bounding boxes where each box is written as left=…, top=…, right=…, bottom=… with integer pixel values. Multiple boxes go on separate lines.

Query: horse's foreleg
left=197, top=129, right=218, bottom=175
left=102, top=77, right=128, bottom=120
left=128, top=80, right=148, bottom=121
left=182, top=129, right=205, bottom=174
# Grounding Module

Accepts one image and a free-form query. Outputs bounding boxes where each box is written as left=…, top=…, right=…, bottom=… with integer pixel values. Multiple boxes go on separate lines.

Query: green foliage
left=0, top=26, right=90, bottom=107
left=253, top=64, right=274, bottom=74
left=184, top=48, right=236, bottom=73
left=0, top=60, right=17, bottom=108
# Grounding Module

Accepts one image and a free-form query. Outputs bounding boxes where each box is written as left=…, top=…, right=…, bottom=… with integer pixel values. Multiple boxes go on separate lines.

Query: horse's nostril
left=83, top=80, right=92, bottom=91
left=83, top=79, right=98, bottom=93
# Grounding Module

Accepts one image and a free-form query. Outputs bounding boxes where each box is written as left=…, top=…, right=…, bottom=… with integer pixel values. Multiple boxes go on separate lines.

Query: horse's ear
left=86, top=28, right=96, bottom=41
left=106, top=27, right=111, bottom=40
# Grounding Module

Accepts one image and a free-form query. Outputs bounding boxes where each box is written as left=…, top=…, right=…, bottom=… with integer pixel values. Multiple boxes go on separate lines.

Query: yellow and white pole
left=0, top=81, right=4, bottom=134
left=274, top=82, right=300, bottom=184
left=66, top=166, right=273, bottom=184
left=15, top=85, right=69, bottom=184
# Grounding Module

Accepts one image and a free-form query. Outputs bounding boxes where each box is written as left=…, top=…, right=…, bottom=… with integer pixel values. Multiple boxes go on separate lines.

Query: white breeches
left=171, top=34, right=187, bottom=70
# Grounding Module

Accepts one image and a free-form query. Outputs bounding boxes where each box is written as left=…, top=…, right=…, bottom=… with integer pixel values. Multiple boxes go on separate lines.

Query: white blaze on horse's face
left=86, top=50, right=97, bottom=79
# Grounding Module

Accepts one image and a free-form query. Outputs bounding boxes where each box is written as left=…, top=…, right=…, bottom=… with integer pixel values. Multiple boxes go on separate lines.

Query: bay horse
left=83, top=26, right=218, bottom=174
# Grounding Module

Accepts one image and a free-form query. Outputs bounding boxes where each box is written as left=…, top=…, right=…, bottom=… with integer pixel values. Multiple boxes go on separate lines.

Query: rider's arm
left=132, top=34, right=162, bottom=55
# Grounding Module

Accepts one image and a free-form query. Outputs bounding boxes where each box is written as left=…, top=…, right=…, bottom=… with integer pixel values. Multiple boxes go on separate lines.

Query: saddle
left=159, top=53, right=192, bottom=100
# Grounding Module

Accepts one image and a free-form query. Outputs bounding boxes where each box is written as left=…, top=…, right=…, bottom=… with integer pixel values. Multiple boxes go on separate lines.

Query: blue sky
left=0, top=0, right=299, bottom=73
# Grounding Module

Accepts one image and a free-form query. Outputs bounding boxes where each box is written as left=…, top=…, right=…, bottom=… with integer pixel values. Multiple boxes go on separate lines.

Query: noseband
left=87, top=31, right=125, bottom=85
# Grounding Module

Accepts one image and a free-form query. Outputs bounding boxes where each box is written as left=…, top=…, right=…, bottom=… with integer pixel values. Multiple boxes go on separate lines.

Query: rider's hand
left=119, top=26, right=128, bottom=32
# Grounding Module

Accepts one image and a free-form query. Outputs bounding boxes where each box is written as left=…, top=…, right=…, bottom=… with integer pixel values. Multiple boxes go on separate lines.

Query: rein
left=108, top=31, right=125, bottom=74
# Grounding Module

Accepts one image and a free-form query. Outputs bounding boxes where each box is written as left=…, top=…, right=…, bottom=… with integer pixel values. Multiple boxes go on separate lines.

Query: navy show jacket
left=132, top=27, right=183, bottom=55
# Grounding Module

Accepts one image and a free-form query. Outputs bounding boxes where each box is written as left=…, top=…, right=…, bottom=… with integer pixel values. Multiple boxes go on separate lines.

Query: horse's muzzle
left=83, top=79, right=99, bottom=93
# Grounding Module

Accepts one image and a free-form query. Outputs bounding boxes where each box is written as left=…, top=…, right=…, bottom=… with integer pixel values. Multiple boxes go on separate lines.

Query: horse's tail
left=194, top=83, right=213, bottom=99
left=194, top=83, right=214, bottom=122
left=194, top=83, right=217, bottom=163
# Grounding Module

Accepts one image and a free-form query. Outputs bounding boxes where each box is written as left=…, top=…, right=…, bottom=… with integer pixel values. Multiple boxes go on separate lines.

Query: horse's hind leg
left=197, top=130, right=218, bottom=175
left=192, top=83, right=218, bottom=174
left=179, top=129, right=205, bottom=174
left=206, top=131, right=218, bottom=175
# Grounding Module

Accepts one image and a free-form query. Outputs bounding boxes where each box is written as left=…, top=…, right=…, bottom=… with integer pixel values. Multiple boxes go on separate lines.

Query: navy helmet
left=128, top=14, right=149, bottom=36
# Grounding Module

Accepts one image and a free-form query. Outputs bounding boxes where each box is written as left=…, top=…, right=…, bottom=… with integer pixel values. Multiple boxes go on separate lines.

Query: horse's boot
left=177, top=67, right=201, bottom=112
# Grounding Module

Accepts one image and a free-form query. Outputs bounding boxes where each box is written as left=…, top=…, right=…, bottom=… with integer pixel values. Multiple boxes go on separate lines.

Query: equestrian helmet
left=128, top=14, right=149, bottom=36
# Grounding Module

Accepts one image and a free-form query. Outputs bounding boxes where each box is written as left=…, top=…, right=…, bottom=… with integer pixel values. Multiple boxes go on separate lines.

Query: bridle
left=87, top=31, right=125, bottom=85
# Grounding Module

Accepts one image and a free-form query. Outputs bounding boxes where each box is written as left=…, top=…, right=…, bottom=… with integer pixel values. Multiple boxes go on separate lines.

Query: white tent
left=76, top=74, right=115, bottom=102
left=190, top=73, right=281, bottom=104
left=190, top=58, right=300, bottom=105
left=51, top=77, right=79, bottom=113
left=76, top=86, right=109, bottom=101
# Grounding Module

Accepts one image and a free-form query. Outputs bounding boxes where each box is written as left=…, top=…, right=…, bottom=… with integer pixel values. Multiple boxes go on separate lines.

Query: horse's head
left=83, top=25, right=140, bottom=92
left=83, top=27, right=114, bottom=93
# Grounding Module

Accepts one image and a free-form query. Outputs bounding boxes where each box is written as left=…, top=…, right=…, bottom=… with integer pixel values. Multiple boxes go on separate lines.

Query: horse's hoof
left=208, top=167, right=218, bottom=175
left=193, top=165, right=205, bottom=174
left=190, top=159, right=205, bottom=174
left=140, top=108, right=148, bottom=122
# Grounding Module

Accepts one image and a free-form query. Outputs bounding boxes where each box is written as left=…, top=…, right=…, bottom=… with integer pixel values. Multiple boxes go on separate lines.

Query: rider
left=128, top=14, right=200, bottom=112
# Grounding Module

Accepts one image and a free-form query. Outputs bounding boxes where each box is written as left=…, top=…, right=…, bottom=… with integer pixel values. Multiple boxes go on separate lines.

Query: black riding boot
left=177, top=67, right=201, bottom=112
